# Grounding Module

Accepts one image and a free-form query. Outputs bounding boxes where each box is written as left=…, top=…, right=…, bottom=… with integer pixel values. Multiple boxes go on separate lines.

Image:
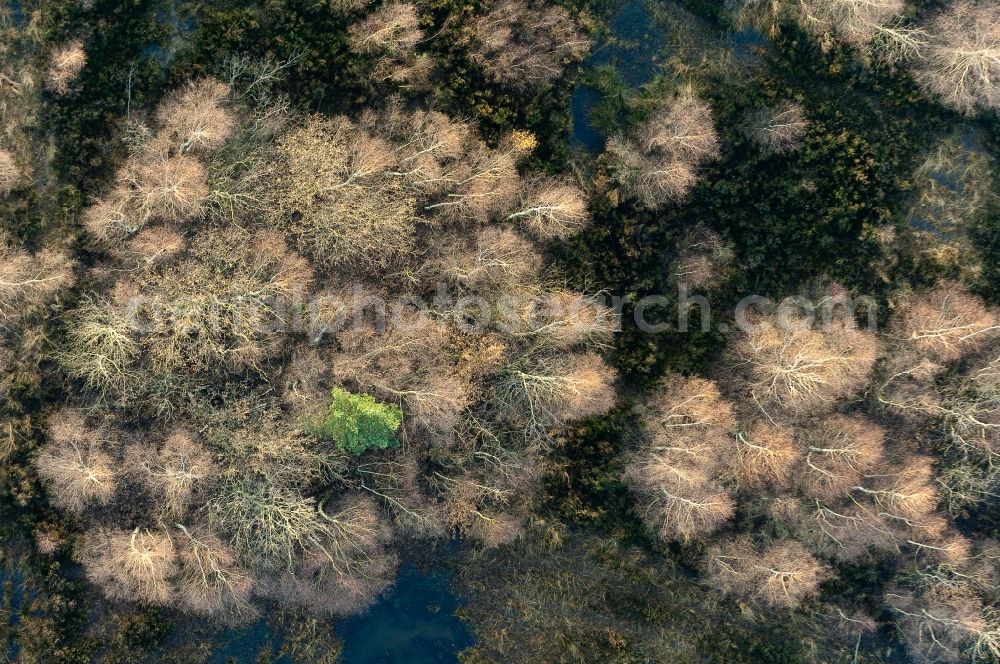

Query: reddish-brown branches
left=671, top=227, right=734, bottom=289
left=154, top=78, right=235, bottom=154
left=888, top=575, right=1000, bottom=663
left=709, top=538, right=827, bottom=608
left=82, top=78, right=233, bottom=244
left=81, top=527, right=177, bottom=604
left=349, top=3, right=422, bottom=56
left=131, top=431, right=217, bottom=517
left=467, top=0, right=591, bottom=89
left=0, top=233, right=75, bottom=326
left=795, top=415, right=885, bottom=500
left=174, top=524, right=258, bottom=622
left=432, top=227, right=542, bottom=292
left=625, top=376, right=736, bottom=542
left=506, top=177, right=590, bottom=241
left=45, top=40, right=86, bottom=94
left=726, top=307, right=878, bottom=414
left=42, top=81, right=620, bottom=624
left=34, top=411, right=118, bottom=514
left=268, top=115, right=417, bottom=270
left=891, top=283, right=998, bottom=363
left=916, top=1, right=1000, bottom=114
left=493, top=351, right=616, bottom=431
left=725, top=421, right=801, bottom=490
left=499, top=289, right=617, bottom=350
left=59, top=230, right=314, bottom=412
left=607, top=91, right=719, bottom=207
left=748, top=102, right=808, bottom=154
left=627, top=463, right=734, bottom=542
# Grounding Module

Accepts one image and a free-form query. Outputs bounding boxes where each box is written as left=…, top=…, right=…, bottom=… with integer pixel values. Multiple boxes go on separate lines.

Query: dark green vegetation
left=1, top=0, right=998, bottom=662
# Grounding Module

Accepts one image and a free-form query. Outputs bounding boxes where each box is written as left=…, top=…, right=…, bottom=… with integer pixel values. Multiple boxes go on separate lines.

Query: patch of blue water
left=336, top=565, right=475, bottom=664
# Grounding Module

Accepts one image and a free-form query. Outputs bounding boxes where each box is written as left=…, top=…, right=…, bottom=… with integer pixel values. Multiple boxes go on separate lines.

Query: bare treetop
left=467, top=0, right=591, bottom=89
left=45, top=40, right=86, bottom=94
left=917, top=1, right=1000, bottom=114
left=607, top=90, right=719, bottom=208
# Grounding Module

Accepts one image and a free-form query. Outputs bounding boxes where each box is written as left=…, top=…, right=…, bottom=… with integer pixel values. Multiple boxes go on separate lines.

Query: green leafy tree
left=302, top=388, right=403, bottom=455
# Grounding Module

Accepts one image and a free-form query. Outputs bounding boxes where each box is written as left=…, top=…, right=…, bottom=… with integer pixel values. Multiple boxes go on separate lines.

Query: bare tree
left=625, top=376, right=737, bottom=542
left=467, top=0, right=591, bottom=89
left=434, top=434, right=543, bottom=544
left=130, top=431, right=217, bottom=518
left=357, top=451, right=449, bottom=537
left=936, top=460, right=1000, bottom=514
left=45, top=40, right=86, bottom=94
left=174, top=524, right=258, bottom=622
left=726, top=307, right=878, bottom=415
left=81, top=186, right=139, bottom=245
left=82, top=78, right=236, bottom=245
left=626, top=456, right=734, bottom=542
left=916, top=1, right=1000, bottom=114
left=128, top=152, right=211, bottom=225
left=641, top=375, right=736, bottom=459
left=795, top=414, right=885, bottom=500
left=939, top=354, right=1000, bottom=457
left=142, top=230, right=314, bottom=374
left=636, top=91, right=721, bottom=164
left=282, top=348, right=332, bottom=415
left=348, top=2, right=428, bottom=86
left=431, top=227, right=541, bottom=292
left=773, top=496, right=895, bottom=560
left=492, top=351, right=616, bottom=431
left=34, top=411, right=118, bottom=513
left=85, top=154, right=210, bottom=245
left=260, top=494, right=397, bottom=614
left=61, top=229, right=313, bottom=405
left=375, top=102, right=470, bottom=189
left=349, top=3, right=422, bottom=56
left=852, top=455, right=939, bottom=525
left=268, top=115, right=418, bottom=270
left=800, top=0, right=929, bottom=63
left=0, top=233, right=75, bottom=326
left=607, top=91, right=718, bottom=208
left=154, top=78, right=236, bottom=154
left=709, top=537, right=827, bottom=608
left=748, top=102, right=808, bottom=154
left=58, top=295, right=140, bottom=398
left=891, top=283, right=998, bottom=363
left=424, top=137, right=521, bottom=223
left=506, top=177, right=590, bottom=241
left=111, top=226, right=186, bottom=271
left=332, top=321, right=474, bottom=436
left=888, top=574, right=1000, bottom=663
left=81, top=527, right=177, bottom=605
left=498, top=289, right=617, bottom=350
left=206, top=424, right=357, bottom=573
left=671, top=227, right=734, bottom=290
left=209, top=481, right=329, bottom=572
left=725, top=420, right=801, bottom=490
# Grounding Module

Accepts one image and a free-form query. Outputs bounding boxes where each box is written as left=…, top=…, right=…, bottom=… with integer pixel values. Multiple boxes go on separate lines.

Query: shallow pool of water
left=337, top=565, right=474, bottom=664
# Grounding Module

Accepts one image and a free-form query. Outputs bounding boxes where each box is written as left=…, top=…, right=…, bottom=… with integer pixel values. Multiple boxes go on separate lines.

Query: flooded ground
left=336, top=565, right=474, bottom=664
left=570, top=0, right=770, bottom=154
left=202, top=563, right=473, bottom=664
left=571, top=0, right=664, bottom=153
